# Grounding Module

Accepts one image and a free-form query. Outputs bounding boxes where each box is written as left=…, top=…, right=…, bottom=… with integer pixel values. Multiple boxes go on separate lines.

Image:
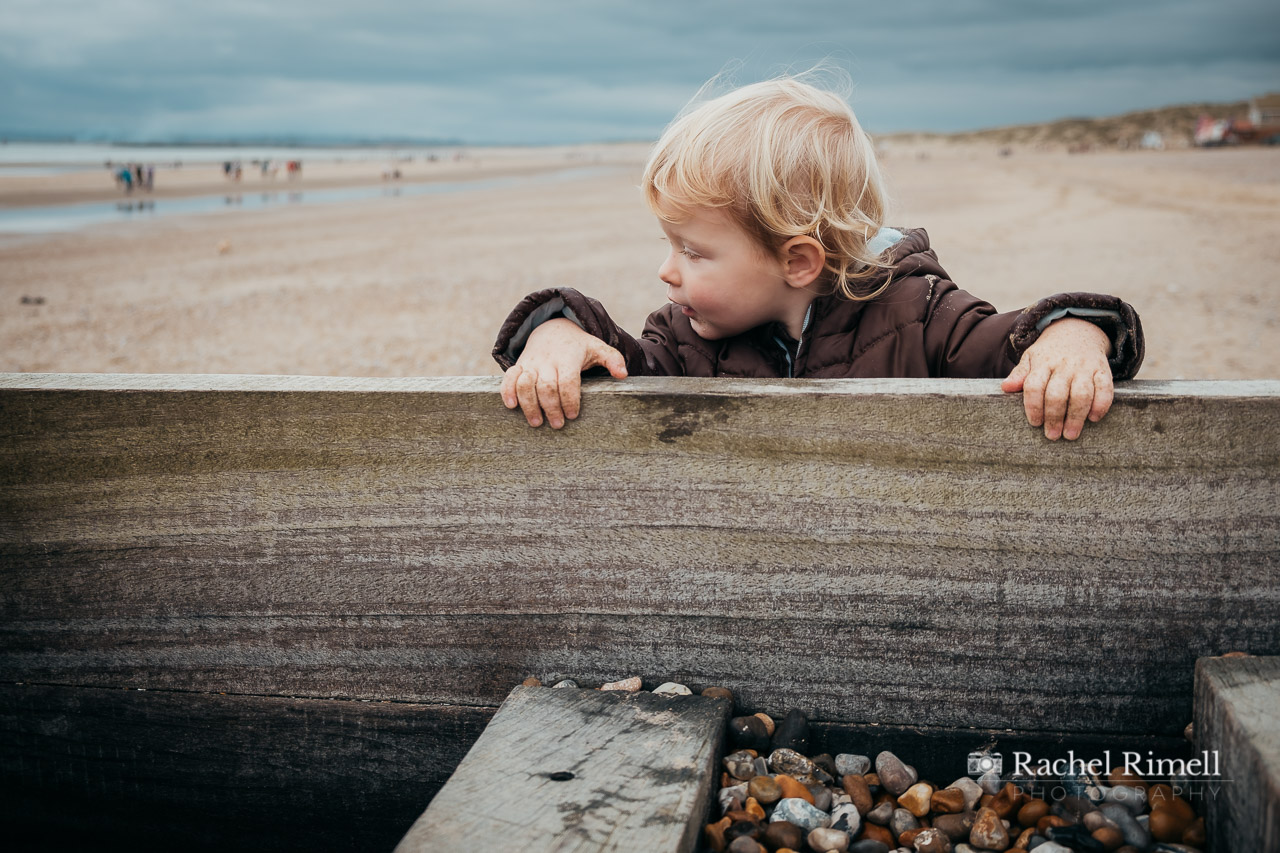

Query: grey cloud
left=2, top=0, right=1276, bottom=142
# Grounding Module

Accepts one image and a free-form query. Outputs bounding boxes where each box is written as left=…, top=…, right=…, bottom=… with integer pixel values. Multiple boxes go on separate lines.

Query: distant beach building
left=1248, top=94, right=1280, bottom=129
left=1140, top=131, right=1165, bottom=150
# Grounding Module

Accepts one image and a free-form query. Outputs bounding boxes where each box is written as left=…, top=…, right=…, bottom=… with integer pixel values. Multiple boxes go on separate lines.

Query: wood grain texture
left=396, top=685, right=730, bottom=853
left=1193, top=655, right=1280, bottom=853
left=2, top=375, right=1278, bottom=736
left=0, top=682, right=490, bottom=851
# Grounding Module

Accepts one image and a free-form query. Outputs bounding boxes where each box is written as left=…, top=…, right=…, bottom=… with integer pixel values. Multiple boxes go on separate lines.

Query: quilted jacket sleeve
left=492, top=287, right=684, bottom=376
left=923, top=280, right=1144, bottom=380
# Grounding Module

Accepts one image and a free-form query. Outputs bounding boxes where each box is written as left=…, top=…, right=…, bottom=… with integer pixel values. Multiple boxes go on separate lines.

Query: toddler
left=492, top=76, right=1143, bottom=441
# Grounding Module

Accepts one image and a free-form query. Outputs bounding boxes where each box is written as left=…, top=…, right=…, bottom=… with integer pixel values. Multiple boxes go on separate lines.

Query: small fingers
left=1089, top=368, right=1114, bottom=422
left=501, top=366, right=521, bottom=409
left=1021, top=365, right=1050, bottom=427
left=1001, top=354, right=1031, bottom=393
left=560, top=370, right=583, bottom=422
left=1041, top=371, right=1072, bottom=440
left=1062, top=374, right=1095, bottom=441
left=514, top=367, right=544, bottom=427
left=536, top=370, right=567, bottom=429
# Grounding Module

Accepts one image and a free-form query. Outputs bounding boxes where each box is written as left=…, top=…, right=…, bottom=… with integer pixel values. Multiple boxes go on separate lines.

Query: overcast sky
left=2, top=0, right=1277, bottom=144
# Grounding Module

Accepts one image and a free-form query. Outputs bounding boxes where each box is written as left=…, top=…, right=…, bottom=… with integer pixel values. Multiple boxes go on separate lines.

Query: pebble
left=811, top=785, right=833, bottom=812
left=705, top=816, right=731, bottom=850
left=812, top=753, right=838, bottom=778
left=989, top=782, right=1020, bottom=818
left=850, top=841, right=890, bottom=853
left=770, top=748, right=817, bottom=777
left=521, top=676, right=542, bottom=686
left=841, top=774, right=873, bottom=815
left=808, top=827, right=851, bottom=852
left=747, top=775, right=782, bottom=805
left=729, top=715, right=773, bottom=752
left=930, top=811, right=974, bottom=842
left=727, top=836, right=766, bottom=853
left=898, top=782, right=934, bottom=817
left=1082, top=810, right=1118, bottom=832
left=1091, top=826, right=1124, bottom=849
left=1018, top=799, right=1050, bottom=827
left=600, top=676, right=641, bottom=691
left=836, top=753, right=872, bottom=777
left=875, top=751, right=917, bottom=796
left=978, top=769, right=1002, bottom=795
left=911, top=828, right=951, bottom=853
left=653, top=681, right=691, bottom=696
left=754, top=713, right=776, bottom=735
left=753, top=756, right=770, bottom=777
left=947, top=777, right=984, bottom=811
left=865, top=801, right=894, bottom=825
left=1028, top=843, right=1073, bottom=853
left=929, top=786, right=965, bottom=814
left=1098, top=803, right=1151, bottom=849
left=1100, top=778, right=1152, bottom=809
left=968, top=806, right=1009, bottom=850
left=550, top=678, right=578, bottom=688
left=1047, top=824, right=1106, bottom=851
left=770, top=797, right=831, bottom=832
left=889, top=807, right=920, bottom=839
left=703, top=686, right=735, bottom=704
left=725, top=815, right=764, bottom=844
left=724, top=751, right=757, bottom=781
left=776, top=774, right=816, bottom=805
left=772, top=709, right=811, bottom=753
left=829, top=803, right=861, bottom=836
left=719, top=783, right=747, bottom=814
left=763, top=820, right=803, bottom=851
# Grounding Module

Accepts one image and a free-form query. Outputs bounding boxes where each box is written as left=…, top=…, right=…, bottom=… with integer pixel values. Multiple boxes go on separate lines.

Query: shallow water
left=0, top=167, right=612, bottom=235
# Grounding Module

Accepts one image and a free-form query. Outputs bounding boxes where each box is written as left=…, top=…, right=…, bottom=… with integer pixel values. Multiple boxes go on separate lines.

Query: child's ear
left=779, top=236, right=826, bottom=288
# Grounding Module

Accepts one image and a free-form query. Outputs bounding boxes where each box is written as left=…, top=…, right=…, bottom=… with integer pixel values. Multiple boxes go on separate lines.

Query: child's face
left=657, top=206, right=791, bottom=341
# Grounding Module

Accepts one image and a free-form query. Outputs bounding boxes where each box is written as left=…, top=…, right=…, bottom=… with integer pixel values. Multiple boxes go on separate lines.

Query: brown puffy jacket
left=493, top=228, right=1144, bottom=380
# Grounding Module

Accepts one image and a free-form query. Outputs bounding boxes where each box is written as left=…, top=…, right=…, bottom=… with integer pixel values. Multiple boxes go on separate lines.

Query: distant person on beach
left=117, top=165, right=133, bottom=194
left=493, top=73, right=1144, bottom=441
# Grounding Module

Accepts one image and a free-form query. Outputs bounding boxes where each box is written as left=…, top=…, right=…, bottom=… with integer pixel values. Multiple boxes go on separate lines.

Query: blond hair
left=643, top=74, right=891, bottom=300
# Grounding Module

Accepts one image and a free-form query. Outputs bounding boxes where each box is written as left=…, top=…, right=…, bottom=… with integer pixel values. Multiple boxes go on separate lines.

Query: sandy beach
left=2, top=141, right=1278, bottom=380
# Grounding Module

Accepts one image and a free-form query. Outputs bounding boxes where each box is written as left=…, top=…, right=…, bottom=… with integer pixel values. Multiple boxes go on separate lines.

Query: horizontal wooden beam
left=2, top=375, right=1278, bottom=737
left=397, top=685, right=730, bottom=852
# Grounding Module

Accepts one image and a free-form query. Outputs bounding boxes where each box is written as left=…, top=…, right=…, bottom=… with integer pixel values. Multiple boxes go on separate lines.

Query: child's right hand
left=501, top=317, right=628, bottom=428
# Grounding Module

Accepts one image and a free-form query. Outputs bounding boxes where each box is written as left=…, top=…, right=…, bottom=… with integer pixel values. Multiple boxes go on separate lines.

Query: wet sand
left=2, top=141, right=1278, bottom=380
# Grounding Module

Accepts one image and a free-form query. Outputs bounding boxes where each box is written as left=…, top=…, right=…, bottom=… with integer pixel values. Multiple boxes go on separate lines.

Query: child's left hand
left=1001, top=317, right=1114, bottom=441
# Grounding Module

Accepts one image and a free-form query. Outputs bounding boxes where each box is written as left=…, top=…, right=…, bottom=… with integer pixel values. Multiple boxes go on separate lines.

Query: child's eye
left=680, top=247, right=702, bottom=260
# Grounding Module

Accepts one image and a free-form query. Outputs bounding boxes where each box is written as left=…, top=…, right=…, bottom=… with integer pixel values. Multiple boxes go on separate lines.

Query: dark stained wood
left=1193, top=655, right=1280, bottom=853
left=397, top=685, right=731, bottom=852
left=2, top=374, right=1278, bottom=740
left=0, top=682, right=490, bottom=852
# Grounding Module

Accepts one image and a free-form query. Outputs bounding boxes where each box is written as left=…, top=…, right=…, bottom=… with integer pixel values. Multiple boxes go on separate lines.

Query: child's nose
left=659, top=253, right=679, bottom=286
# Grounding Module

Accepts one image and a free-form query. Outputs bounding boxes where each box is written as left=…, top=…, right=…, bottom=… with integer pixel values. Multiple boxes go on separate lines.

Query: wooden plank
left=2, top=375, right=1278, bottom=736
left=0, top=683, right=490, bottom=852
left=1193, top=655, right=1280, bottom=853
left=396, top=685, right=731, bottom=853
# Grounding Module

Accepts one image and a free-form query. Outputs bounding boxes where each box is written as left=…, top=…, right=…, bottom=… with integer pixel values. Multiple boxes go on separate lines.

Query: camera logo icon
left=967, top=751, right=1002, bottom=776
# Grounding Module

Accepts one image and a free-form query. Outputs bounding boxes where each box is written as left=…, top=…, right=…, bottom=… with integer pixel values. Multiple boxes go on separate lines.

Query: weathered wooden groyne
left=1, top=374, right=1276, bottom=850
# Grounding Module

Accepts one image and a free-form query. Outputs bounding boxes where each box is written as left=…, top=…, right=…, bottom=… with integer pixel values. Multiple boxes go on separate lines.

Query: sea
left=0, top=140, right=604, bottom=235
left=0, top=141, right=458, bottom=175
